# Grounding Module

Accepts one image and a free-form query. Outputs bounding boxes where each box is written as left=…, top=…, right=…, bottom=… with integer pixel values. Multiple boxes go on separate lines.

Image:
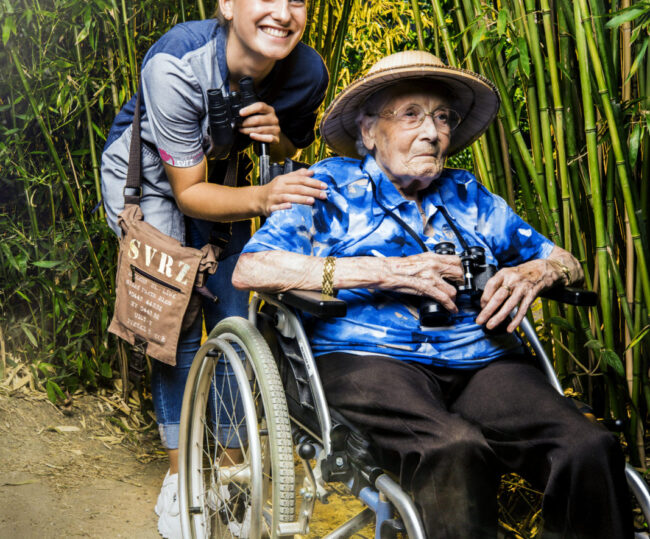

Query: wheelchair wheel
left=179, top=316, right=295, bottom=538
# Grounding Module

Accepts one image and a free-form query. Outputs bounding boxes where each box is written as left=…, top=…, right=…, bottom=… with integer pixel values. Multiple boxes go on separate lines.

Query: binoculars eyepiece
left=207, top=76, right=258, bottom=160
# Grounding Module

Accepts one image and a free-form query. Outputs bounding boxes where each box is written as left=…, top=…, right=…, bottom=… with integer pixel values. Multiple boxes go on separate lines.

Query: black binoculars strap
left=125, top=83, right=236, bottom=251
left=368, top=179, right=470, bottom=254
left=435, top=205, right=471, bottom=252
left=368, top=179, right=428, bottom=252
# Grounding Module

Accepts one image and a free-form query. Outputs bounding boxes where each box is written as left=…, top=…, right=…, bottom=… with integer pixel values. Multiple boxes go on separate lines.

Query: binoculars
left=207, top=76, right=282, bottom=185
left=419, top=242, right=498, bottom=327
left=206, top=76, right=258, bottom=160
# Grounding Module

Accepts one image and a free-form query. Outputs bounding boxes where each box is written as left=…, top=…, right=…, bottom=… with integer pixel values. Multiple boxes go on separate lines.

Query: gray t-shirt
left=101, top=19, right=328, bottom=240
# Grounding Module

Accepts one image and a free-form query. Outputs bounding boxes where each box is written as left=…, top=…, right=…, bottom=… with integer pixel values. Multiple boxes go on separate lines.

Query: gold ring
left=502, top=285, right=512, bottom=293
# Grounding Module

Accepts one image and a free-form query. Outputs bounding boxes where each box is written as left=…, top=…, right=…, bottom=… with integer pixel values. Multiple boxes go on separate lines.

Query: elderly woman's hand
left=475, top=246, right=583, bottom=333
left=385, top=252, right=464, bottom=313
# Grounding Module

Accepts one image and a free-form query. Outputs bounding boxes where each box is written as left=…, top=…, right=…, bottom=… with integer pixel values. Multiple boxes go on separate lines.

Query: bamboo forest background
left=1, top=0, right=649, bottom=474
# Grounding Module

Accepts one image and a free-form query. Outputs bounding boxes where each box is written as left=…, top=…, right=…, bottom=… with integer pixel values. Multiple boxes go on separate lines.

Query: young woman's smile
left=221, top=0, right=307, bottom=70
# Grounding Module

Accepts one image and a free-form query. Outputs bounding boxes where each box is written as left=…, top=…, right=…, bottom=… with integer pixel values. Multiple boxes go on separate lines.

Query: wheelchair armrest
left=538, top=287, right=598, bottom=307
left=275, top=289, right=347, bottom=318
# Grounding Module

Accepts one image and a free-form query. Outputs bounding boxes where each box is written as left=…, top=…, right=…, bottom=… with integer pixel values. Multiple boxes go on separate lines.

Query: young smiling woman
left=100, top=1, right=328, bottom=537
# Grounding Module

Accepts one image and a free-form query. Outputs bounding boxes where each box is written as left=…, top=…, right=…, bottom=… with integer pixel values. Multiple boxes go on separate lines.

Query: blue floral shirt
left=242, top=155, right=555, bottom=368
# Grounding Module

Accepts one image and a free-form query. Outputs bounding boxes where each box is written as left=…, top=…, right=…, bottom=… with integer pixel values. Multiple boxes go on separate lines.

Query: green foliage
left=1, top=0, right=647, bottom=467
left=0, top=0, right=208, bottom=399
left=430, top=0, right=650, bottom=464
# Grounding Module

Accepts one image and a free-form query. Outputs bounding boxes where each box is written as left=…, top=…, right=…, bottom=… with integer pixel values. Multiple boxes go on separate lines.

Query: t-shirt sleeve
left=141, top=53, right=205, bottom=168
left=476, top=184, right=555, bottom=266
left=242, top=202, right=316, bottom=256
left=243, top=166, right=343, bottom=256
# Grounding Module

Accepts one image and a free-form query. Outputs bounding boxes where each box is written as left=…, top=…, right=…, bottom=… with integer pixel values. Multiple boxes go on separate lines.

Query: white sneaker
left=155, top=470, right=182, bottom=539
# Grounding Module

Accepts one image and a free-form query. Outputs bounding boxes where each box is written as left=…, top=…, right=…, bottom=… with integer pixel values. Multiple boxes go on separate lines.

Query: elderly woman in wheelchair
left=178, top=51, right=647, bottom=538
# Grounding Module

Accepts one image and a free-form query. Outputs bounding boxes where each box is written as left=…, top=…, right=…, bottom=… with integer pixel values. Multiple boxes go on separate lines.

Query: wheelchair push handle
left=257, top=150, right=310, bottom=186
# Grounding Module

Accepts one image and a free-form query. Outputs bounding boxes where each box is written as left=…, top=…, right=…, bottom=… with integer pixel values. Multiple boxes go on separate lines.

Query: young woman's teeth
left=262, top=27, right=289, bottom=38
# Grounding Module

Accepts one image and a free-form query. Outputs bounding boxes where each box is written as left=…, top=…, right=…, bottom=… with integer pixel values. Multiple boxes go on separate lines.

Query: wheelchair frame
left=178, top=287, right=650, bottom=539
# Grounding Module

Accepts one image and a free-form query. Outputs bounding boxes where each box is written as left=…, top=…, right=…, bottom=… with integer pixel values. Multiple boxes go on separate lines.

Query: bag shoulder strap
left=124, top=88, right=143, bottom=206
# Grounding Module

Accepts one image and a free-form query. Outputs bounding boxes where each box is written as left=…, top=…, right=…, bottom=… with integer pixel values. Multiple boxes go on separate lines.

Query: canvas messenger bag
left=108, top=88, right=223, bottom=366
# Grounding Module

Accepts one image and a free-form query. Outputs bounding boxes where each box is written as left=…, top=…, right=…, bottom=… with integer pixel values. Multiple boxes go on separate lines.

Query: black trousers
left=316, top=353, right=633, bottom=539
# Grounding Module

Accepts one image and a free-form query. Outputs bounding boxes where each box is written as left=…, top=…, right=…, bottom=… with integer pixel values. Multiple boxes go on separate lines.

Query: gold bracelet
left=322, top=256, right=336, bottom=296
left=548, top=258, right=571, bottom=285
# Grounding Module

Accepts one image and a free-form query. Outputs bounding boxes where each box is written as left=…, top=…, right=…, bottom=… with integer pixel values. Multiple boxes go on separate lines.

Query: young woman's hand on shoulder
left=259, top=168, right=328, bottom=215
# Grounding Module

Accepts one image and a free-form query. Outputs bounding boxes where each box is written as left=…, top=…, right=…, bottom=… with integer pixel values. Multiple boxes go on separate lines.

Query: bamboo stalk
left=497, top=119, right=515, bottom=208
left=9, top=47, right=108, bottom=294
left=577, top=0, right=650, bottom=312
left=410, top=0, right=426, bottom=50
left=317, top=0, right=354, bottom=161
left=540, top=0, right=572, bottom=251
left=586, top=0, right=617, bottom=96
left=108, top=0, right=131, bottom=104
left=619, top=0, right=635, bottom=404
left=430, top=0, right=493, bottom=188
left=104, top=21, right=121, bottom=117
left=74, top=29, right=103, bottom=221
left=119, top=0, right=137, bottom=94
left=522, top=0, right=562, bottom=245
left=322, top=1, right=335, bottom=63
left=574, top=0, right=615, bottom=361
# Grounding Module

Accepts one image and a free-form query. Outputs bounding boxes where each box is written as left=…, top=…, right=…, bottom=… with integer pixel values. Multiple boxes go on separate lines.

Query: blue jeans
left=151, top=218, right=251, bottom=449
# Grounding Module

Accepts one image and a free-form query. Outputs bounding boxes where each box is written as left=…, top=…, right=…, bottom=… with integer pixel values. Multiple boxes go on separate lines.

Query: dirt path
left=0, top=370, right=370, bottom=539
left=0, top=385, right=167, bottom=538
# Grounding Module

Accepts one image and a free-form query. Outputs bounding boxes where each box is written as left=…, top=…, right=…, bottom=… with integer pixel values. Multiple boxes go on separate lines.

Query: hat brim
left=320, top=64, right=500, bottom=158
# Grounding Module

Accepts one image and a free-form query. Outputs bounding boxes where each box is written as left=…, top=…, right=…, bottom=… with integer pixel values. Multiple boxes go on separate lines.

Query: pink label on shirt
left=159, top=149, right=175, bottom=165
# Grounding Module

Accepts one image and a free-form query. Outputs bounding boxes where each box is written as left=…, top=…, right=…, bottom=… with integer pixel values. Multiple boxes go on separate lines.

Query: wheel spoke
left=181, top=319, right=295, bottom=538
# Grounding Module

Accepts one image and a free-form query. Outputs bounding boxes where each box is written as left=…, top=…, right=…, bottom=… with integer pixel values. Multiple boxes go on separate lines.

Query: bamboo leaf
left=517, top=37, right=530, bottom=78
left=627, top=37, right=649, bottom=80
left=600, top=349, right=624, bottom=377
left=624, top=325, right=650, bottom=352
left=33, top=260, right=63, bottom=268
left=470, top=23, right=487, bottom=55
left=629, top=122, right=642, bottom=168
left=585, top=339, right=604, bottom=351
left=497, top=9, right=507, bottom=36
left=38, top=362, right=57, bottom=376
left=76, top=25, right=90, bottom=45
left=46, top=380, right=65, bottom=403
left=2, top=14, right=15, bottom=45
left=20, top=325, right=38, bottom=347
left=100, top=362, right=112, bottom=378
left=605, top=5, right=648, bottom=29
left=548, top=316, right=575, bottom=332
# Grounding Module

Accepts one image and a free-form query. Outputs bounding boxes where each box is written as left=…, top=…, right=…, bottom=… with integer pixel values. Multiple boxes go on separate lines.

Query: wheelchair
left=177, top=285, right=650, bottom=539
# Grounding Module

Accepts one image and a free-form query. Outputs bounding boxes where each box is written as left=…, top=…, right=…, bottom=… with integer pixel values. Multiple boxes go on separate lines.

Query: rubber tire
left=179, top=316, right=295, bottom=538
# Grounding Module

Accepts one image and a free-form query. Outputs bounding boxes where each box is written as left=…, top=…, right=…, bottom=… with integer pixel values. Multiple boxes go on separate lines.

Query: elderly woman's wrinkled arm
left=232, top=250, right=465, bottom=313
left=476, top=245, right=583, bottom=333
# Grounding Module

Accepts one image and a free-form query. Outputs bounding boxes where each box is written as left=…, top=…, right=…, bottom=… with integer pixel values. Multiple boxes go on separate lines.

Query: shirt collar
left=362, top=155, right=410, bottom=211
left=362, top=154, right=445, bottom=219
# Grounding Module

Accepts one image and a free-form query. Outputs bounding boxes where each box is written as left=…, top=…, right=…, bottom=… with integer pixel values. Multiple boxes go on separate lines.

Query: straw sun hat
left=320, top=50, right=501, bottom=158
